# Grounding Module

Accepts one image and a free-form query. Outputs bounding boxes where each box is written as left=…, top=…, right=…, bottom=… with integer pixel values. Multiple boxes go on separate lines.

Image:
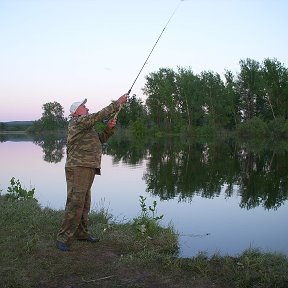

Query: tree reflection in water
left=17, top=133, right=288, bottom=210
left=106, top=136, right=288, bottom=211
left=33, top=135, right=66, bottom=163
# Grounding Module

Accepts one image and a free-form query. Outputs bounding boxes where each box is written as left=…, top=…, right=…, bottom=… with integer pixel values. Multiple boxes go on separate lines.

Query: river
left=1, top=134, right=288, bottom=258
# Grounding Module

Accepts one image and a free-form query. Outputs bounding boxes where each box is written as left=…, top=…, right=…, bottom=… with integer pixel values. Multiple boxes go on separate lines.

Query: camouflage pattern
left=65, top=101, right=119, bottom=169
left=57, top=101, right=120, bottom=245
left=57, top=167, right=95, bottom=244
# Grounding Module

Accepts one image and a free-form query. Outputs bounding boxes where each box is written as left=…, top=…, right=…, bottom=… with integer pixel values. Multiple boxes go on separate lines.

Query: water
left=1, top=135, right=288, bottom=258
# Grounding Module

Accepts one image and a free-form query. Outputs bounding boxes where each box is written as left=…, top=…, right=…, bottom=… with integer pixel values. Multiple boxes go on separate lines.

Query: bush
left=196, top=125, right=218, bottom=139
left=133, top=196, right=164, bottom=238
left=268, top=117, right=288, bottom=139
left=4, top=177, right=36, bottom=201
left=236, top=117, right=268, bottom=138
left=129, top=119, right=147, bottom=138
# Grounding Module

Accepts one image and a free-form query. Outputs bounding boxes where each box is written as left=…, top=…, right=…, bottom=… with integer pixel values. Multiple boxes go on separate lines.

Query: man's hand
left=117, top=93, right=128, bottom=105
left=107, top=118, right=117, bottom=129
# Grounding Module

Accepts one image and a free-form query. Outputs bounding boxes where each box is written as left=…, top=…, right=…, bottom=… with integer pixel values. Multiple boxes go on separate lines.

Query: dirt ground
left=35, top=240, right=219, bottom=288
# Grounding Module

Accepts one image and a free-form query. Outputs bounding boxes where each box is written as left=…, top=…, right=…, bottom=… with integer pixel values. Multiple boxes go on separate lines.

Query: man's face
left=75, top=104, right=89, bottom=116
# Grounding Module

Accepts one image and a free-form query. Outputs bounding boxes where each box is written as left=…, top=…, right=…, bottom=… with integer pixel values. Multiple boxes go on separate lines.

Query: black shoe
left=77, top=235, right=100, bottom=243
left=56, top=240, right=70, bottom=251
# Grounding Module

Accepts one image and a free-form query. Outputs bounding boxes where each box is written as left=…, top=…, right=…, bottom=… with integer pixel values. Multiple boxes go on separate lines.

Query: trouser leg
left=75, top=180, right=92, bottom=239
left=57, top=166, right=95, bottom=244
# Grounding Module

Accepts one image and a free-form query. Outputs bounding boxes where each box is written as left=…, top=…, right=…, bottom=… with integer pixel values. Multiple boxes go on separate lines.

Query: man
left=56, top=93, right=128, bottom=251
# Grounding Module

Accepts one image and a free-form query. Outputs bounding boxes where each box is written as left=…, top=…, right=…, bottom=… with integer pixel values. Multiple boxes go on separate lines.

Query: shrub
left=129, top=119, right=147, bottom=138
left=236, top=117, right=268, bottom=138
left=133, top=196, right=164, bottom=238
left=5, top=177, right=36, bottom=201
left=268, top=117, right=288, bottom=139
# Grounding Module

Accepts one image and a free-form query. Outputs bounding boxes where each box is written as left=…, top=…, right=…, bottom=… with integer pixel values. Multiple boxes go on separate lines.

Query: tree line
left=2, top=57, right=287, bottom=138
left=114, top=57, right=288, bottom=138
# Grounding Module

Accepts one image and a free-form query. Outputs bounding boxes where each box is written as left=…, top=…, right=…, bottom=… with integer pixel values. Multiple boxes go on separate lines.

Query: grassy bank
left=1, top=196, right=288, bottom=288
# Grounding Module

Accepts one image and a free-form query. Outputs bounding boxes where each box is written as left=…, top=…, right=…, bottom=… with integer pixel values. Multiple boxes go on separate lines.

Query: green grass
left=1, top=196, right=288, bottom=288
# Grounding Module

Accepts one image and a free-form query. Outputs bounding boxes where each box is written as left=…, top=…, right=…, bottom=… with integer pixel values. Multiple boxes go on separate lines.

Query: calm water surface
left=1, top=135, right=288, bottom=258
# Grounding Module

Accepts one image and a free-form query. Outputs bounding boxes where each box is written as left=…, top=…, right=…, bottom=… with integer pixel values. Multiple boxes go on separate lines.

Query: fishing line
left=114, top=1, right=184, bottom=120
left=127, top=0, right=184, bottom=95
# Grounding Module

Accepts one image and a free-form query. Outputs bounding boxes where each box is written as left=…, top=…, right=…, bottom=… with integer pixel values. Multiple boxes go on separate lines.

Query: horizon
left=1, top=0, right=287, bottom=121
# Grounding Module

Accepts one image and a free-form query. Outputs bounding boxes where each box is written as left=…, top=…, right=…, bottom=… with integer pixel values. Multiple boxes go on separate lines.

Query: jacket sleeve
left=98, top=126, right=115, bottom=144
left=91, top=101, right=120, bottom=122
left=76, top=101, right=120, bottom=130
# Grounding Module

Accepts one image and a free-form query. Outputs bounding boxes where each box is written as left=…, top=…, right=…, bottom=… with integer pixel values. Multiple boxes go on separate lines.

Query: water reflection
left=238, top=145, right=288, bottom=210
left=33, top=135, right=66, bottom=163
left=108, top=137, right=288, bottom=211
left=2, top=134, right=288, bottom=210
left=106, top=137, right=149, bottom=166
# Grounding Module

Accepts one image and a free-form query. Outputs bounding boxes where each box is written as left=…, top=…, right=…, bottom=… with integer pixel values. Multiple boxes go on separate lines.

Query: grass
left=1, top=196, right=288, bottom=288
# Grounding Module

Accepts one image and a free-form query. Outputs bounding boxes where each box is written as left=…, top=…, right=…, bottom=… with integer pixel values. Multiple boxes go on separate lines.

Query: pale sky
left=1, top=0, right=287, bottom=121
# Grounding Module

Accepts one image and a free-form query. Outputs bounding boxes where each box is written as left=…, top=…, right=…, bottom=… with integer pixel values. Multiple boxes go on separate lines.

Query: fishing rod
left=127, top=1, right=183, bottom=95
left=114, top=0, right=184, bottom=120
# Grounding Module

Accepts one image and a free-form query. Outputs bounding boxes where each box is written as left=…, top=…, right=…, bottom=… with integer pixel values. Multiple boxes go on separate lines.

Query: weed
left=133, top=196, right=164, bottom=237
left=5, top=177, right=36, bottom=201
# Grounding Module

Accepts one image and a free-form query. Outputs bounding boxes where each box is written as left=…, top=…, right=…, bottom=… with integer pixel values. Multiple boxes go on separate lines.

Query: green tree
left=199, top=70, right=230, bottom=127
left=236, top=58, right=263, bottom=121
left=175, top=67, right=203, bottom=128
left=117, top=95, right=147, bottom=127
left=0, top=122, right=7, bottom=131
left=41, top=102, right=67, bottom=129
left=29, top=102, right=67, bottom=133
left=224, top=69, right=242, bottom=129
left=144, top=68, right=179, bottom=130
left=261, top=58, right=288, bottom=120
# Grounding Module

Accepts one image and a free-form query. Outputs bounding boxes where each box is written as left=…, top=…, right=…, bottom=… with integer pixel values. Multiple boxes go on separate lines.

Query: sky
left=1, top=0, right=287, bottom=121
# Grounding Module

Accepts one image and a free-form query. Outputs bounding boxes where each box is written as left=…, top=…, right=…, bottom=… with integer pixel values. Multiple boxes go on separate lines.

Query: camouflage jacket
left=65, top=101, right=119, bottom=170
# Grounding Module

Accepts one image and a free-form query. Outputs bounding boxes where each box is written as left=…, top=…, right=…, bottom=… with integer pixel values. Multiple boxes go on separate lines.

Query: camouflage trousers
left=57, top=166, right=96, bottom=244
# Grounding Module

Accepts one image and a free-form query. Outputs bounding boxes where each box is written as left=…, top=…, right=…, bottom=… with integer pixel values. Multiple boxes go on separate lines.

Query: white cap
left=69, top=98, right=87, bottom=114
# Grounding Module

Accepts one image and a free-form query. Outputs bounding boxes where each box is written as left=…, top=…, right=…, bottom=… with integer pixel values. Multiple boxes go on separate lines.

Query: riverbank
left=1, top=196, right=288, bottom=288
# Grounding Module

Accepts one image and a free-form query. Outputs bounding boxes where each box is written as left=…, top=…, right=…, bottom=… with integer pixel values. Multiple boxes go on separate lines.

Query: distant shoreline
left=0, top=131, right=27, bottom=134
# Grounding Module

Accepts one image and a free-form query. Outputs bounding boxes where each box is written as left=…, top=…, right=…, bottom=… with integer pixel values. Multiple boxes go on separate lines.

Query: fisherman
left=56, top=93, right=128, bottom=251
